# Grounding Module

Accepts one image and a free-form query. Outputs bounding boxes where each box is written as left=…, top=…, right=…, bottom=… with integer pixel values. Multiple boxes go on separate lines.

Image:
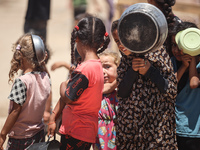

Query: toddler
left=93, top=51, right=120, bottom=150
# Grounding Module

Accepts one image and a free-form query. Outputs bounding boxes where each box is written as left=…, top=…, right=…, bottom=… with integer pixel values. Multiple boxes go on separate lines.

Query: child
left=93, top=51, right=120, bottom=150
left=111, top=20, right=178, bottom=149
left=48, top=16, right=110, bottom=150
left=170, top=21, right=200, bottom=150
left=0, top=33, right=51, bottom=150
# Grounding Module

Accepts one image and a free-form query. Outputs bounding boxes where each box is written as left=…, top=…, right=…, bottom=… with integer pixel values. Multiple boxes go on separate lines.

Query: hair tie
left=104, top=32, right=109, bottom=37
left=16, top=44, right=21, bottom=50
left=75, top=25, right=79, bottom=31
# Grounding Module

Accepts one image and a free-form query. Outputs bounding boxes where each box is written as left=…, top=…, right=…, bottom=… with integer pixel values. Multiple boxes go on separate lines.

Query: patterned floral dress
left=116, top=47, right=178, bottom=150
left=93, top=90, right=118, bottom=150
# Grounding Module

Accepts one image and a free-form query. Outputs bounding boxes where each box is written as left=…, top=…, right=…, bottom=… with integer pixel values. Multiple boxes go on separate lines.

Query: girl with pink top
left=0, top=33, right=51, bottom=150
left=48, top=16, right=110, bottom=150
left=93, top=51, right=120, bottom=150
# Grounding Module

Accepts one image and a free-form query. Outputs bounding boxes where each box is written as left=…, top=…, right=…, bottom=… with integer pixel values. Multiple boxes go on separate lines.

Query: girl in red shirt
left=48, top=16, right=110, bottom=150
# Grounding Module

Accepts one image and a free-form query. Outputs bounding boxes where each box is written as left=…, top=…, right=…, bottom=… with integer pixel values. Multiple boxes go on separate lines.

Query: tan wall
left=174, top=0, right=200, bottom=26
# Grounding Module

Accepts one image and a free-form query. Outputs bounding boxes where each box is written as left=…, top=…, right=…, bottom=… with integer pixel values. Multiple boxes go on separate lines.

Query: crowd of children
left=1, top=0, right=200, bottom=150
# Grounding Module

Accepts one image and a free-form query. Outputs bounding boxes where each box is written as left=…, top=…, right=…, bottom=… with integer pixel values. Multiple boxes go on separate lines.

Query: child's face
left=112, top=29, right=132, bottom=56
left=171, top=35, right=183, bottom=61
left=100, top=55, right=118, bottom=84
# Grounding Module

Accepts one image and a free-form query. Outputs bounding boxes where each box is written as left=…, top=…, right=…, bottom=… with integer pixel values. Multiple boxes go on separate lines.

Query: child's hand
left=0, top=134, right=6, bottom=150
left=103, top=80, right=117, bottom=94
left=51, top=62, right=62, bottom=71
left=180, top=54, right=192, bottom=68
left=47, top=122, right=56, bottom=138
left=69, top=65, right=76, bottom=73
left=132, top=57, right=150, bottom=75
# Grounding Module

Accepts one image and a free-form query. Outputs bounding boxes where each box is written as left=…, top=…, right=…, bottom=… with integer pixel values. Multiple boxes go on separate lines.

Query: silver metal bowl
left=118, top=3, right=168, bottom=54
left=31, top=35, right=46, bottom=63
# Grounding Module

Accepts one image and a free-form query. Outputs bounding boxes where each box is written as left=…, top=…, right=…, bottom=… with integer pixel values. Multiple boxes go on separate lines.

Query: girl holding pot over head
left=112, top=3, right=178, bottom=149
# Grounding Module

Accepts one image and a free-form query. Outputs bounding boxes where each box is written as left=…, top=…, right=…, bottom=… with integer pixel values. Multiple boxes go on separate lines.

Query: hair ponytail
left=71, top=17, right=110, bottom=57
left=71, top=28, right=78, bottom=64
left=97, top=34, right=110, bottom=54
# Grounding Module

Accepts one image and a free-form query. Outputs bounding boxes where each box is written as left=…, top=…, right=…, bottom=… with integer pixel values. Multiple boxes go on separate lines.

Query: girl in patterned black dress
left=111, top=18, right=178, bottom=149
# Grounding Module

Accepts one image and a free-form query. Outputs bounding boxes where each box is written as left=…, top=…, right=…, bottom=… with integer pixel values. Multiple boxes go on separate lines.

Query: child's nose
left=103, top=68, right=108, bottom=76
left=103, top=68, right=106, bottom=74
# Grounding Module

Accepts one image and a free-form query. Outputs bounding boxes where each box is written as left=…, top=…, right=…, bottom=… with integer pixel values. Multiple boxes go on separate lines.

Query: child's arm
left=103, top=80, right=117, bottom=94
left=48, top=96, right=66, bottom=137
left=43, top=90, right=52, bottom=124
left=133, top=57, right=168, bottom=94
left=60, top=81, right=74, bottom=104
left=0, top=102, right=21, bottom=149
left=51, top=61, right=71, bottom=71
left=189, top=56, right=199, bottom=89
left=118, top=66, right=138, bottom=98
left=48, top=81, right=71, bottom=137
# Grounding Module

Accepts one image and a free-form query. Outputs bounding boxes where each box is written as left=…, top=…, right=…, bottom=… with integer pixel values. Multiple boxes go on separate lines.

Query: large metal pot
left=118, top=3, right=168, bottom=54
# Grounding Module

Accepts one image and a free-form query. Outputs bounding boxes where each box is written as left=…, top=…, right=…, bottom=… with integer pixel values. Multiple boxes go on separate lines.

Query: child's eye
left=103, top=65, right=110, bottom=69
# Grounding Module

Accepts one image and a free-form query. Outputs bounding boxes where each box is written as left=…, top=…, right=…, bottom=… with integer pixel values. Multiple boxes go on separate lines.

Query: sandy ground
left=0, top=0, right=74, bottom=148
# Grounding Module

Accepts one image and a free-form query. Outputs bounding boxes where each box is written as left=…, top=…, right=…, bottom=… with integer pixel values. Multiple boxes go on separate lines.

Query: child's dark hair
left=70, top=16, right=110, bottom=64
left=75, top=13, right=93, bottom=22
left=167, top=21, right=198, bottom=57
left=154, top=0, right=176, bottom=32
left=111, top=20, right=119, bottom=35
left=175, top=21, right=198, bottom=34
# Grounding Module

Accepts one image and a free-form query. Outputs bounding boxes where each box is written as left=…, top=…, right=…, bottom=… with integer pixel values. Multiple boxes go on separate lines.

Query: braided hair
left=70, top=16, right=110, bottom=64
left=150, top=0, right=176, bottom=57
left=154, top=0, right=176, bottom=32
